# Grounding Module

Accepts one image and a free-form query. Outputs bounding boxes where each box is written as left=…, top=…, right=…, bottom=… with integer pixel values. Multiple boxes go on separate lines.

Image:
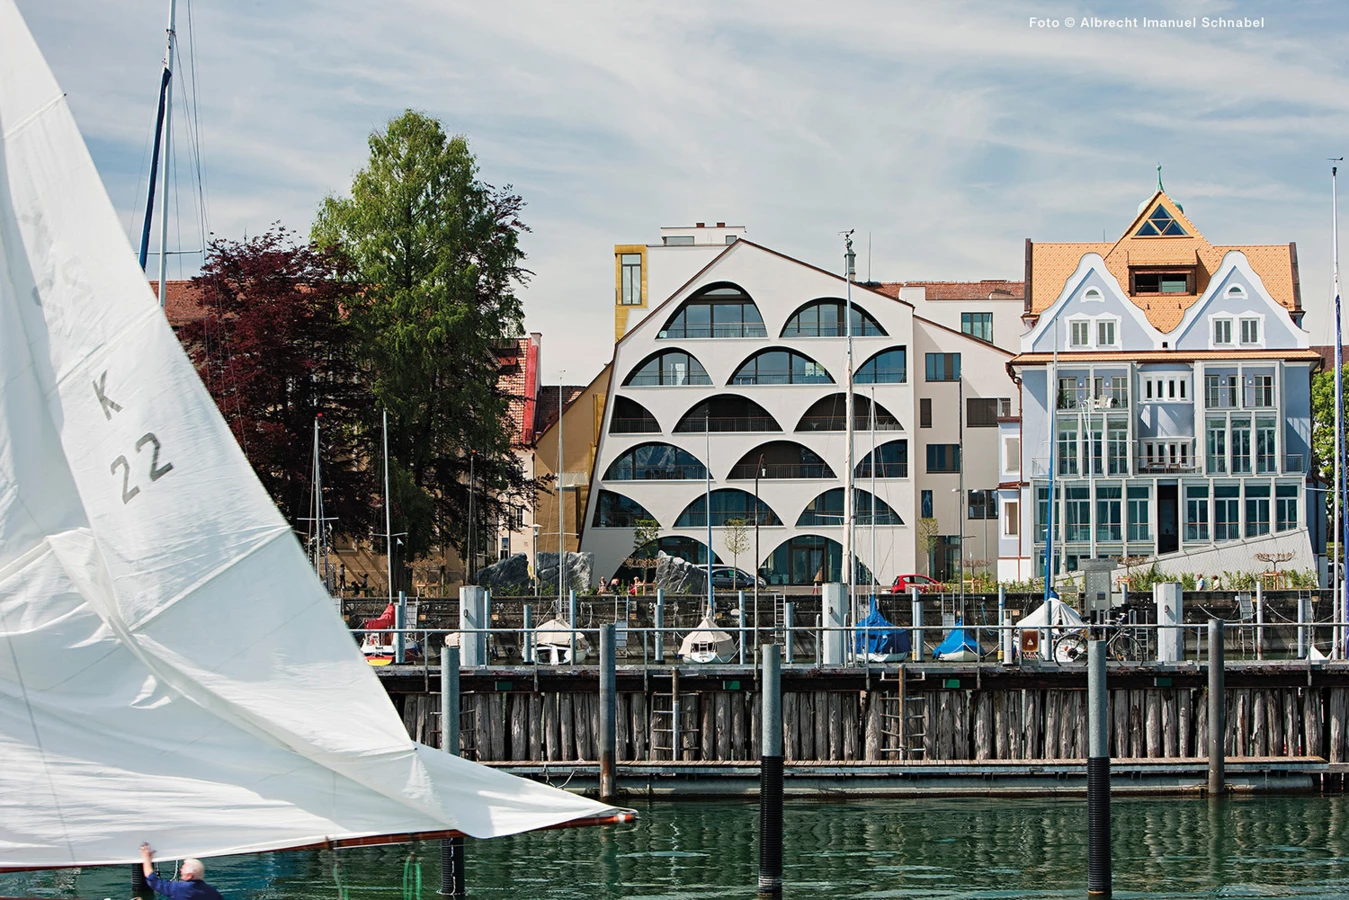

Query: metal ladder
left=879, top=687, right=928, bottom=760
left=649, top=675, right=700, bottom=759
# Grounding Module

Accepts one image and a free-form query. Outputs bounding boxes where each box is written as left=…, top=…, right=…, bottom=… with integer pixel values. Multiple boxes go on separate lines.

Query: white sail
left=0, top=0, right=621, bottom=869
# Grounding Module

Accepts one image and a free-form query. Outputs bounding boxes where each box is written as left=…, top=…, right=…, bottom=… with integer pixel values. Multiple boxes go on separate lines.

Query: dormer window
left=1213, top=318, right=1233, bottom=345
left=1131, top=268, right=1194, bottom=295
left=1135, top=204, right=1189, bottom=237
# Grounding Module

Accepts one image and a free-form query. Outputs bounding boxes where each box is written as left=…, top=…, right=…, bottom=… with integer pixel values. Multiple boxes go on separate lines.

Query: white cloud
left=15, top=0, right=1349, bottom=380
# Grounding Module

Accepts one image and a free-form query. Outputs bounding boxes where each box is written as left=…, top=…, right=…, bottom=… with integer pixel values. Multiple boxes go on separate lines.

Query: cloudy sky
left=15, top=0, right=1349, bottom=383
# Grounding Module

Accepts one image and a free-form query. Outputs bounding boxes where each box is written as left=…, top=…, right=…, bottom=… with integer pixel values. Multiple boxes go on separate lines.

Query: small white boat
left=534, top=617, right=590, bottom=664
left=678, top=615, right=736, bottom=664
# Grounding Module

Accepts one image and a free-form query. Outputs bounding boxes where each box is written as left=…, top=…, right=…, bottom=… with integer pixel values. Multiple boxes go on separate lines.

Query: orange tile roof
left=148, top=280, right=207, bottom=328
left=874, top=280, right=1024, bottom=301
left=1027, top=191, right=1300, bottom=333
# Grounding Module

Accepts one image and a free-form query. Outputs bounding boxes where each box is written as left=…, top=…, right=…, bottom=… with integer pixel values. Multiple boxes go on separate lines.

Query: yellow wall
left=613, top=244, right=647, bottom=342
left=534, top=365, right=611, bottom=558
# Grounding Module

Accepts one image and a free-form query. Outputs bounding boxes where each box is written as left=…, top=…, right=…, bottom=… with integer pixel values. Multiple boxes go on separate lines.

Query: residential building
left=579, top=231, right=1018, bottom=588
left=1008, top=189, right=1323, bottom=582
left=874, top=280, right=1025, bottom=354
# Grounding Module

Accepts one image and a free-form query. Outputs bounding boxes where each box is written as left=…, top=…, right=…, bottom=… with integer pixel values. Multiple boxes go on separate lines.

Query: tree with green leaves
left=723, top=518, right=751, bottom=577
left=631, top=518, right=661, bottom=585
left=1312, top=363, right=1349, bottom=494
left=312, top=111, right=534, bottom=563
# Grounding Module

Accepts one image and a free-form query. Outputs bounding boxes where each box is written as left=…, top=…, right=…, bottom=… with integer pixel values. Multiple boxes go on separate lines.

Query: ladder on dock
left=879, top=677, right=928, bottom=760
left=649, top=673, right=700, bottom=760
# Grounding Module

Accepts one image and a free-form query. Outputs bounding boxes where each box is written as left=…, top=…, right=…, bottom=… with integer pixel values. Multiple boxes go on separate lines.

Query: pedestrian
left=139, top=844, right=224, bottom=900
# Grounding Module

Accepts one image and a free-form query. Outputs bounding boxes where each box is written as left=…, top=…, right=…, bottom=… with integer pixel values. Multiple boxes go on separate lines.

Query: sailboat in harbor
left=0, top=0, right=627, bottom=869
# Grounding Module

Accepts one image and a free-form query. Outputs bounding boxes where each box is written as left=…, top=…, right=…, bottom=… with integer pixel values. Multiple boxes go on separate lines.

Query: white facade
left=583, top=237, right=1018, bottom=587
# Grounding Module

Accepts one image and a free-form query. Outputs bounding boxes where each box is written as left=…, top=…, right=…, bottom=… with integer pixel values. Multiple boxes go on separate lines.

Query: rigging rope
left=331, top=858, right=350, bottom=900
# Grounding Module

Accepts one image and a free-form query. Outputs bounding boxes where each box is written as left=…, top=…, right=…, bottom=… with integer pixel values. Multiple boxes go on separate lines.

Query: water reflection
left=5, top=796, right=1349, bottom=899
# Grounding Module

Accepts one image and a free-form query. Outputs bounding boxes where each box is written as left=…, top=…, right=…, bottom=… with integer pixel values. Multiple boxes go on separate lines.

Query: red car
left=890, top=573, right=944, bottom=594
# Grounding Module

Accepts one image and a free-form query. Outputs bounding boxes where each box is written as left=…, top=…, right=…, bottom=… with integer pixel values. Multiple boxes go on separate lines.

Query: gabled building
left=1008, top=189, right=1324, bottom=582
left=579, top=230, right=1019, bottom=588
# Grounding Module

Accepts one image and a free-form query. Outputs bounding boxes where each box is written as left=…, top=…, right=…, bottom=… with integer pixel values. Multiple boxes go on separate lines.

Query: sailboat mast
left=843, top=231, right=856, bottom=614
left=1045, top=320, right=1058, bottom=606
left=1333, top=162, right=1344, bottom=655
left=706, top=409, right=713, bottom=618
left=154, top=0, right=176, bottom=307
left=313, top=417, right=328, bottom=591
left=383, top=410, right=393, bottom=606
left=558, top=374, right=565, bottom=615
left=870, top=384, right=877, bottom=599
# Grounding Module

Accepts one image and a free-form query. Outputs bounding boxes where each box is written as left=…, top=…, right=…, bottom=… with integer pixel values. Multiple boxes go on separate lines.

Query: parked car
left=890, top=573, right=944, bottom=594
left=711, top=565, right=767, bottom=589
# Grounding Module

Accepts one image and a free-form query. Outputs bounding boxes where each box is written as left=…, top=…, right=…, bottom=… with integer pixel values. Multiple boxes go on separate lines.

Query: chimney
left=695, top=222, right=705, bottom=228
left=716, top=222, right=725, bottom=227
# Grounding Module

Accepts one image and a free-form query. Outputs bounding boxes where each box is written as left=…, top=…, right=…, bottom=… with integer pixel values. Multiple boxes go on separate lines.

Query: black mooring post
left=440, top=646, right=465, bottom=896
left=131, top=863, right=149, bottom=895
left=600, top=623, right=617, bottom=801
left=758, top=643, right=783, bottom=899
left=1087, top=640, right=1111, bottom=898
left=1208, top=619, right=1225, bottom=796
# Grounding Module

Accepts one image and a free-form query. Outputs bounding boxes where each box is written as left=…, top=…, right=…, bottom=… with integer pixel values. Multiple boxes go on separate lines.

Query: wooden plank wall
left=399, top=686, right=1349, bottom=764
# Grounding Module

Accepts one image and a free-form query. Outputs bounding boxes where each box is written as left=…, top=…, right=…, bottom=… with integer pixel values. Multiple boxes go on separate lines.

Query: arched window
left=730, top=349, right=833, bottom=385
left=675, top=489, right=782, bottom=527
left=760, top=535, right=871, bottom=586
left=659, top=283, right=767, bottom=339
left=673, top=395, right=781, bottom=433
left=591, top=490, right=657, bottom=528
left=797, top=394, right=901, bottom=432
left=781, top=299, right=886, bottom=337
left=728, top=441, right=835, bottom=479
left=1083, top=288, right=1103, bottom=302
left=855, top=440, right=909, bottom=478
left=1226, top=285, right=1247, bottom=299
left=796, top=488, right=904, bottom=527
left=609, top=396, right=661, bottom=434
left=603, top=443, right=707, bottom=480
left=856, top=347, right=908, bottom=384
left=623, top=349, right=712, bottom=386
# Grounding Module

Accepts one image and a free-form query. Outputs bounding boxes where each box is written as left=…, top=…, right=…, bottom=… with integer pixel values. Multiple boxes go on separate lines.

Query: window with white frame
left=1070, top=320, right=1090, bottom=347
left=1213, top=318, right=1233, bottom=345
left=1240, top=318, right=1260, bottom=344
left=1226, top=285, right=1246, bottom=299
left=1004, top=498, right=1020, bottom=537
left=1144, top=375, right=1189, bottom=402
left=1083, top=288, right=1103, bottom=302
left=1097, top=319, right=1117, bottom=347
left=1003, top=436, right=1020, bottom=475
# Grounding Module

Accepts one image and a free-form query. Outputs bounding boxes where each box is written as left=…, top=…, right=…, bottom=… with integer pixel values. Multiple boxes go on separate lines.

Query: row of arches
left=611, top=394, right=903, bottom=436
left=656, top=284, right=889, bottom=341
left=613, top=534, right=873, bottom=586
left=622, top=346, right=908, bottom=388
left=602, top=439, right=909, bottom=482
left=592, top=486, right=905, bottom=529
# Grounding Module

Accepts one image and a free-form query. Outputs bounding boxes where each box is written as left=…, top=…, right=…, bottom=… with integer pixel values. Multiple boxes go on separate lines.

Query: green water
left=7, top=796, right=1349, bottom=899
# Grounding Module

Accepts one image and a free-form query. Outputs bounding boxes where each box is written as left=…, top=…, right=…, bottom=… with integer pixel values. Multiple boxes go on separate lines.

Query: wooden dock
left=376, top=661, right=1349, bottom=796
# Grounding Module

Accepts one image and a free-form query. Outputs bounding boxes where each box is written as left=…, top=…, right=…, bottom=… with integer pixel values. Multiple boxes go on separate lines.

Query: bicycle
left=1050, top=611, right=1144, bottom=663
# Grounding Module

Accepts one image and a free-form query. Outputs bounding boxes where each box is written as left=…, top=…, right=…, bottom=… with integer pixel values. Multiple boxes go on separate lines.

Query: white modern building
left=580, top=228, right=1019, bottom=587
left=1006, top=189, right=1324, bottom=582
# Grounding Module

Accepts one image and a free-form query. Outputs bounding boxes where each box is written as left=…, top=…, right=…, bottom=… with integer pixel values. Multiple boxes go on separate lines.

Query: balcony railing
left=797, top=417, right=904, bottom=432
left=609, top=417, right=661, bottom=434
left=658, top=323, right=769, bottom=339
left=1057, top=388, right=1129, bottom=411
left=1136, top=439, right=1197, bottom=474
left=676, top=416, right=781, bottom=433
left=727, top=463, right=834, bottom=479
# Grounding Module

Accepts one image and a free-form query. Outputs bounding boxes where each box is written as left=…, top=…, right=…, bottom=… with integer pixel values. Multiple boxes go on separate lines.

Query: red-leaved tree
left=178, top=225, right=376, bottom=540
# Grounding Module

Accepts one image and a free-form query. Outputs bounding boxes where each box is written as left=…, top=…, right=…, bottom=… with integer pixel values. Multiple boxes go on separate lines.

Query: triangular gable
left=1170, top=251, right=1310, bottom=349
left=1024, top=253, right=1161, bottom=352
left=1113, top=191, right=1205, bottom=245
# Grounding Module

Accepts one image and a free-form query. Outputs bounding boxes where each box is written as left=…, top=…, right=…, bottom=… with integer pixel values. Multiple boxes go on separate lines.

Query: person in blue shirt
left=139, top=843, right=225, bottom=900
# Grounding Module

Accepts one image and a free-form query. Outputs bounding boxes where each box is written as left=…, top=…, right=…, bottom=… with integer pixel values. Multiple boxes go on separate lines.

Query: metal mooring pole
left=655, top=589, right=666, bottom=663
left=1087, top=639, right=1111, bottom=898
left=1207, top=619, right=1225, bottom=796
left=440, top=646, right=465, bottom=896
left=758, top=644, right=783, bottom=899
left=600, top=623, right=617, bottom=801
